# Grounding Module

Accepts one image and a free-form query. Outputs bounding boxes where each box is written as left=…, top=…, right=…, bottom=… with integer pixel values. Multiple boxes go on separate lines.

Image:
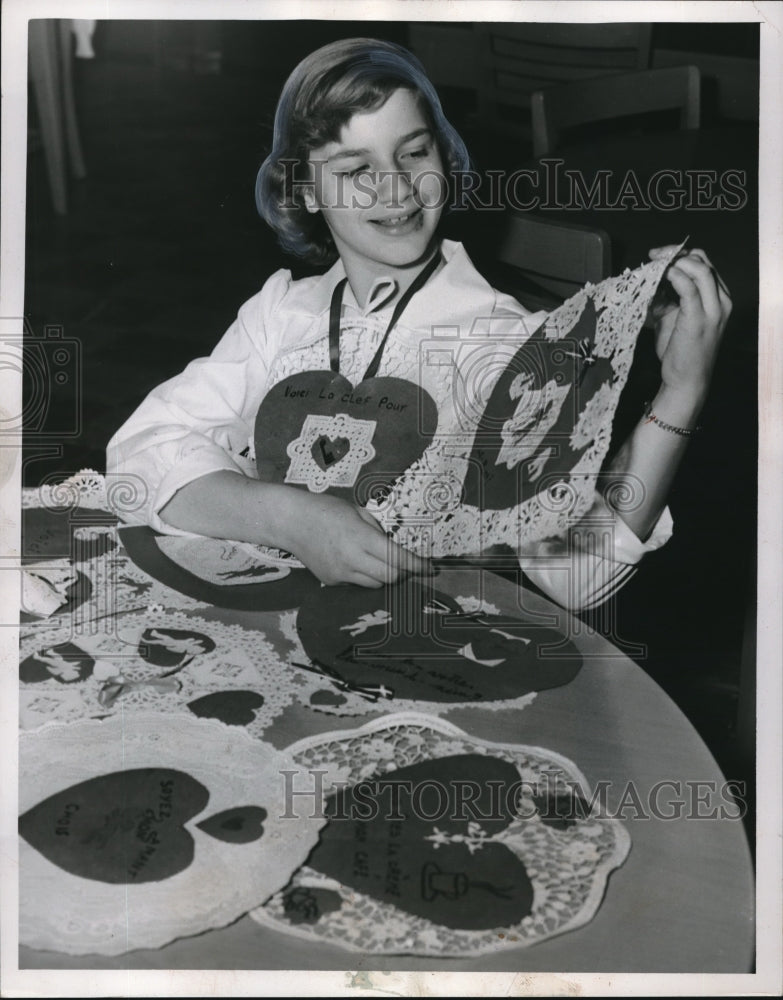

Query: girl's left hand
left=648, top=247, right=732, bottom=402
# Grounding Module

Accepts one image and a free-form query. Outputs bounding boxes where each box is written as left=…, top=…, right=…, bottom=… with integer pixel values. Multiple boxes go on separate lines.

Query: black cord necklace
left=327, top=251, right=442, bottom=380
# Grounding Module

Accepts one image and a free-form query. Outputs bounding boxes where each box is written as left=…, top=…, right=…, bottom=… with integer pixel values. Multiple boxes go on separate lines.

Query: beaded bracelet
left=643, top=401, right=701, bottom=436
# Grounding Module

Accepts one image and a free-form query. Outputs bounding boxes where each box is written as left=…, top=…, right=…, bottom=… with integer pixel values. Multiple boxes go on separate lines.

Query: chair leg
left=29, top=20, right=68, bottom=215
left=59, top=19, right=86, bottom=179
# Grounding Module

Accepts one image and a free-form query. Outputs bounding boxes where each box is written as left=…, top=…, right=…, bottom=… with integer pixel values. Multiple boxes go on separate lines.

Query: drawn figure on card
left=139, top=627, right=216, bottom=674
left=20, top=643, right=95, bottom=684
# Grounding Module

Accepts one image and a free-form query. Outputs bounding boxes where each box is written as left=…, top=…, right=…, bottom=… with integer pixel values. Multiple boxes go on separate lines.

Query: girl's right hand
left=279, top=490, right=433, bottom=588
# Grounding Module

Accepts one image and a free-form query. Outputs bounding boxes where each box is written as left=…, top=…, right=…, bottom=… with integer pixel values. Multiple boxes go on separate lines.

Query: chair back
left=531, top=65, right=701, bottom=157
left=476, top=23, right=652, bottom=140
left=495, top=214, right=612, bottom=310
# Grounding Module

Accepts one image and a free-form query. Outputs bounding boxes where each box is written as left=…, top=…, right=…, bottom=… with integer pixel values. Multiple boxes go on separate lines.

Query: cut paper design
left=20, top=641, right=99, bottom=685
left=19, top=713, right=326, bottom=955
left=22, top=506, right=117, bottom=564
left=19, top=608, right=296, bottom=733
left=254, top=370, right=438, bottom=506
left=20, top=469, right=112, bottom=511
left=187, top=690, right=265, bottom=726
left=285, top=412, right=377, bottom=492
left=289, top=581, right=580, bottom=716
left=156, top=536, right=292, bottom=587
left=370, top=245, right=685, bottom=556
left=121, top=525, right=321, bottom=611
left=251, top=713, right=630, bottom=956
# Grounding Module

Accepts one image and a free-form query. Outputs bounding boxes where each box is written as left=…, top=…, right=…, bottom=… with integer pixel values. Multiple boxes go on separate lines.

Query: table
left=16, top=481, right=754, bottom=974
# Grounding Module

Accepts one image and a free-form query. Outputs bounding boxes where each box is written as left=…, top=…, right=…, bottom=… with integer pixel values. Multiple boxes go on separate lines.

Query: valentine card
left=251, top=713, right=630, bottom=956
left=289, top=581, right=581, bottom=714
left=20, top=609, right=298, bottom=732
left=155, top=536, right=293, bottom=586
left=120, top=524, right=321, bottom=611
left=254, top=371, right=438, bottom=506
left=378, top=244, right=685, bottom=556
left=19, top=713, right=326, bottom=955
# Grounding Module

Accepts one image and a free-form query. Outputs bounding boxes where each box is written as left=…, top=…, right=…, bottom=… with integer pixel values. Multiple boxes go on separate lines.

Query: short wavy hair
left=255, top=38, right=471, bottom=266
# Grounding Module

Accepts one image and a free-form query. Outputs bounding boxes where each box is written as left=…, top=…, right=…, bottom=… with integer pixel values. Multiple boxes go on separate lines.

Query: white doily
left=20, top=606, right=300, bottom=734
left=370, top=247, right=683, bottom=557
left=21, top=469, right=143, bottom=513
left=19, top=713, right=326, bottom=955
left=250, top=713, right=630, bottom=956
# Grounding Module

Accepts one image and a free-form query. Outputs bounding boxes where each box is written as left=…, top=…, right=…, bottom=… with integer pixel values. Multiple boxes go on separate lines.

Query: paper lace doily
left=19, top=603, right=299, bottom=733
left=250, top=712, right=630, bottom=956
left=19, top=712, right=326, bottom=955
left=372, top=245, right=684, bottom=557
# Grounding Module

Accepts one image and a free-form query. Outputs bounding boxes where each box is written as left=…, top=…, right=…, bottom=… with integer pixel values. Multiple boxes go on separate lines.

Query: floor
left=21, top=42, right=757, bottom=831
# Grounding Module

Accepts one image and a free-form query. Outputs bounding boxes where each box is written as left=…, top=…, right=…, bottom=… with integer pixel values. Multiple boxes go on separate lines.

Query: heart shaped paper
left=196, top=806, right=266, bottom=844
left=187, top=690, right=265, bottom=726
left=19, top=713, right=327, bottom=955
left=22, top=506, right=117, bottom=563
left=296, top=581, right=581, bottom=704
left=120, top=524, right=322, bottom=611
left=139, top=626, right=216, bottom=670
left=462, top=298, right=615, bottom=510
left=251, top=713, right=632, bottom=956
left=19, top=767, right=210, bottom=884
left=307, top=754, right=534, bottom=930
left=254, top=370, right=438, bottom=504
left=20, top=641, right=96, bottom=685
left=384, top=246, right=685, bottom=557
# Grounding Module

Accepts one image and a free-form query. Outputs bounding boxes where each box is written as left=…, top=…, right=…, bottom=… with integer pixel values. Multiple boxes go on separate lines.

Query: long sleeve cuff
left=519, top=504, right=674, bottom=612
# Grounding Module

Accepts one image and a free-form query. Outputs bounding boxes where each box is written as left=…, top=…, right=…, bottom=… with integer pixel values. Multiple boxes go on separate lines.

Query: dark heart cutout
left=310, top=689, right=348, bottom=707
left=312, top=434, right=350, bottom=470
left=187, top=690, right=265, bottom=726
left=119, top=525, right=323, bottom=612
left=307, top=753, right=533, bottom=930
left=197, top=806, right=266, bottom=844
left=254, top=370, right=438, bottom=505
left=463, top=298, right=614, bottom=511
left=533, top=790, right=592, bottom=830
left=282, top=885, right=343, bottom=924
left=19, top=767, right=209, bottom=884
left=297, top=581, right=581, bottom=703
left=20, top=641, right=95, bottom=685
left=139, top=627, right=216, bottom=670
left=22, top=507, right=118, bottom=564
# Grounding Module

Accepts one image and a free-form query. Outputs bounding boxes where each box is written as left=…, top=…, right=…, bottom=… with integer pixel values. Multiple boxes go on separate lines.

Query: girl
left=107, top=38, right=730, bottom=611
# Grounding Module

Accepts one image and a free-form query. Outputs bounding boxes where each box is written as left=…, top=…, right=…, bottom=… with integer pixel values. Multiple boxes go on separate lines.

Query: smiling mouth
left=371, top=209, right=423, bottom=231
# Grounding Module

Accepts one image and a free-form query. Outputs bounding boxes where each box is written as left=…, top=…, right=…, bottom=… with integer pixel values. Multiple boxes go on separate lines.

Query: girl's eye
left=341, top=164, right=370, bottom=179
left=402, top=146, right=430, bottom=161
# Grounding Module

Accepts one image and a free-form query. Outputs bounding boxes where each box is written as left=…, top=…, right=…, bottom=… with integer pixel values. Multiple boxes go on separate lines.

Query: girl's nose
left=377, top=168, right=413, bottom=208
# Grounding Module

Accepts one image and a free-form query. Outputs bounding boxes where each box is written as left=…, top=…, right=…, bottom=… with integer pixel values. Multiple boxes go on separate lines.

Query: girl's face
left=306, top=88, right=445, bottom=295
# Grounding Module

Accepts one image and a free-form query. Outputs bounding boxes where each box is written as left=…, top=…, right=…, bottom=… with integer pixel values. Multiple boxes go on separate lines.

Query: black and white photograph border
left=1, top=0, right=781, bottom=996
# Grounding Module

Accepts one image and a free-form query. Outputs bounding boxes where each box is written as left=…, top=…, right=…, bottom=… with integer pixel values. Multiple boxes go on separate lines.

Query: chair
left=475, top=22, right=652, bottom=143
left=28, top=19, right=89, bottom=214
left=531, top=65, right=701, bottom=158
left=494, top=213, right=612, bottom=312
